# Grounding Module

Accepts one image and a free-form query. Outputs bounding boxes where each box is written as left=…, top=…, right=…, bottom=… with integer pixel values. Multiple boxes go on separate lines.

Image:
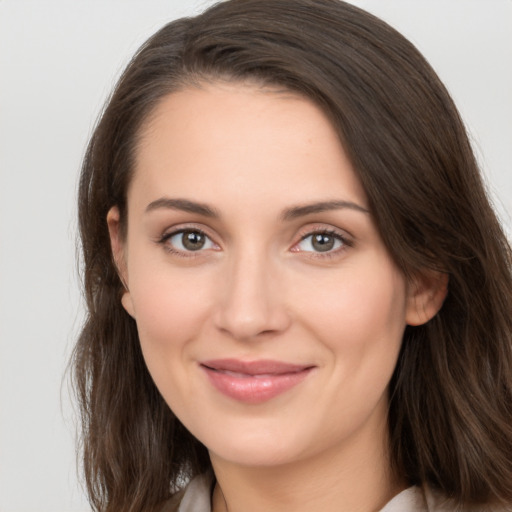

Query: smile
left=200, top=359, right=315, bottom=404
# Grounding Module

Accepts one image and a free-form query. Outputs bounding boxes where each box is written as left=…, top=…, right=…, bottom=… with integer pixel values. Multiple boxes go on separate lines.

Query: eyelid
left=156, top=223, right=221, bottom=256
left=158, top=222, right=217, bottom=240
left=291, top=224, right=354, bottom=255
left=155, top=222, right=353, bottom=258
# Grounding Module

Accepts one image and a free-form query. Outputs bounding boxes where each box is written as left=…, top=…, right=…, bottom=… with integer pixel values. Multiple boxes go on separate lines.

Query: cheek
left=127, top=262, right=214, bottom=365
left=303, top=260, right=406, bottom=332
left=300, top=263, right=407, bottom=433
left=297, top=258, right=407, bottom=383
left=127, top=267, right=216, bottom=421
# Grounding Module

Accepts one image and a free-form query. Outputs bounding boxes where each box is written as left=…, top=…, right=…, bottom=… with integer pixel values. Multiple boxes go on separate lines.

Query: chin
left=210, top=442, right=302, bottom=468
left=198, top=420, right=317, bottom=468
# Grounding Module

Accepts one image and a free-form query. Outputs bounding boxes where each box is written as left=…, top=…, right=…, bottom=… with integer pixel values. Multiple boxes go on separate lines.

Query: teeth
left=223, top=370, right=248, bottom=378
left=222, top=370, right=275, bottom=378
left=205, top=364, right=310, bottom=377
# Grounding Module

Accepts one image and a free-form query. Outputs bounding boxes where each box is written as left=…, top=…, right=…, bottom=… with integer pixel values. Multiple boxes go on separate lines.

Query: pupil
left=182, top=231, right=205, bottom=251
left=312, top=233, right=334, bottom=252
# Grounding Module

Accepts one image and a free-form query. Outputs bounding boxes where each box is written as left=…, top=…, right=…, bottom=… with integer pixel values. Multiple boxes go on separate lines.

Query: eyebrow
left=281, top=200, right=369, bottom=221
left=145, top=197, right=220, bottom=217
left=144, top=197, right=369, bottom=220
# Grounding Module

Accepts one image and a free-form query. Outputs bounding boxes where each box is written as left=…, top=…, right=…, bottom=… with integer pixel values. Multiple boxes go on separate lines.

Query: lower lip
left=201, top=366, right=313, bottom=404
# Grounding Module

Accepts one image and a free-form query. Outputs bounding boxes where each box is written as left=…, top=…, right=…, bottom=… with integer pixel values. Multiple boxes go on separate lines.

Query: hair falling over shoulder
left=72, top=1, right=512, bottom=511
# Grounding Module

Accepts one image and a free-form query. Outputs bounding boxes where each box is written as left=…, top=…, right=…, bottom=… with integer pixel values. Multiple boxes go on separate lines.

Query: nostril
left=213, top=264, right=291, bottom=340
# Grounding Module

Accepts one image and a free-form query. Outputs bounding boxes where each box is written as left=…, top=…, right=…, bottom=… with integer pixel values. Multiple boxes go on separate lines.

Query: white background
left=0, top=1, right=510, bottom=511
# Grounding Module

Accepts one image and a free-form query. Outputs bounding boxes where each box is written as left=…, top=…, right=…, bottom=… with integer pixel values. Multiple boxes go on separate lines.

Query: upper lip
left=201, top=359, right=313, bottom=375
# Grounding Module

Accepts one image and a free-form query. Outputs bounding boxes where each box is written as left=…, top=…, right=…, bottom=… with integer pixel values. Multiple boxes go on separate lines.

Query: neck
left=210, top=415, right=405, bottom=512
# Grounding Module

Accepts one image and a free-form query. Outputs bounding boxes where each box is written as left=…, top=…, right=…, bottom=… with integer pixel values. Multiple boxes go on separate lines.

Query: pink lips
left=200, top=359, right=314, bottom=404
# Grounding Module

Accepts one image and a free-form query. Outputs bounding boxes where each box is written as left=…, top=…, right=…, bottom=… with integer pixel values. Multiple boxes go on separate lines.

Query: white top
left=161, top=473, right=483, bottom=512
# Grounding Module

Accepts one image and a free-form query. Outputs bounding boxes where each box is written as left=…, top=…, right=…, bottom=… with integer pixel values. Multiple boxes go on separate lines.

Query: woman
left=73, top=1, right=512, bottom=511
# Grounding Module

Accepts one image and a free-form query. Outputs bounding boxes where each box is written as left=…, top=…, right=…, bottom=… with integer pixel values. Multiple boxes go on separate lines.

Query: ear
left=106, top=206, right=136, bottom=318
left=405, top=269, right=448, bottom=326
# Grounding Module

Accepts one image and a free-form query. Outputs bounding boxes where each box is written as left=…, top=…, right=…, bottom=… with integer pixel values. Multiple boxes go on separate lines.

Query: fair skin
left=108, top=83, right=446, bottom=512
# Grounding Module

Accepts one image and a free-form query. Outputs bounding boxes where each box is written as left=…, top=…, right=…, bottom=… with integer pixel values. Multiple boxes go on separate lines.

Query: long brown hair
left=73, top=1, right=512, bottom=510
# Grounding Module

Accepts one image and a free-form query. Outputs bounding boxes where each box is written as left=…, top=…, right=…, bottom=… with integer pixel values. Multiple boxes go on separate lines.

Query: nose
left=213, top=249, right=291, bottom=341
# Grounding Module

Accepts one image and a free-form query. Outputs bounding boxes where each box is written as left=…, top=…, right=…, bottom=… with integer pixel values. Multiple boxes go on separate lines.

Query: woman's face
left=110, top=83, right=426, bottom=468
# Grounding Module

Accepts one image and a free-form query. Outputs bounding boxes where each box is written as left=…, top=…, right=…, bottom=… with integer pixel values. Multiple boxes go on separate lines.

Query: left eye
left=166, top=230, right=216, bottom=252
left=296, top=232, right=345, bottom=253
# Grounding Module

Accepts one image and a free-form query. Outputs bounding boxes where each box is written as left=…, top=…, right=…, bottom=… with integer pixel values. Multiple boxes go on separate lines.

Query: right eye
left=161, top=229, right=217, bottom=254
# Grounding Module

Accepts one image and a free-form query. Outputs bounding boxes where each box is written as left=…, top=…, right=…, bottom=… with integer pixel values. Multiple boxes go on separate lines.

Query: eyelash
left=157, top=227, right=218, bottom=258
left=293, top=228, right=352, bottom=259
left=157, top=226, right=352, bottom=259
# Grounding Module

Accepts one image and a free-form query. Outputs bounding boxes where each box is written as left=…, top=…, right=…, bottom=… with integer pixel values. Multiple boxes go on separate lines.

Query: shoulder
left=158, top=488, right=185, bottom=512
left=158, top=473, right=213, bottom=512
left=423, top=487, right=512, bottom=512
left=379, top=486, right=428, bottom=512
left=159, top=478, right=512, bottom=512
left=380, top=486, right=512, bottom=512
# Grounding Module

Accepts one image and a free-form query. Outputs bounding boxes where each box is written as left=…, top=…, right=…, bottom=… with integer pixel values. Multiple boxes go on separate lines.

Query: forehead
left=130, top=82, right=367, bottom=212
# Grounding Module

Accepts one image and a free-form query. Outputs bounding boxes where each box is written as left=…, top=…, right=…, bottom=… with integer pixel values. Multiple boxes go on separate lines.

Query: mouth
left=200, top=359, right=315, bottom=404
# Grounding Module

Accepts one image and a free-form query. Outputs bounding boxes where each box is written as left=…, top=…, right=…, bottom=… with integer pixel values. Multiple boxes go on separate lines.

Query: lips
left=200, top=359, right=314, bottom=404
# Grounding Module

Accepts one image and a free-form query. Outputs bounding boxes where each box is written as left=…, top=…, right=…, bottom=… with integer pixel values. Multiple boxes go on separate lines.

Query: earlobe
left=106, top=207, right=136, bottom=319
left=405, top=269, right=448, bottom=326
left=120, top=291, right=136, bottom=318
